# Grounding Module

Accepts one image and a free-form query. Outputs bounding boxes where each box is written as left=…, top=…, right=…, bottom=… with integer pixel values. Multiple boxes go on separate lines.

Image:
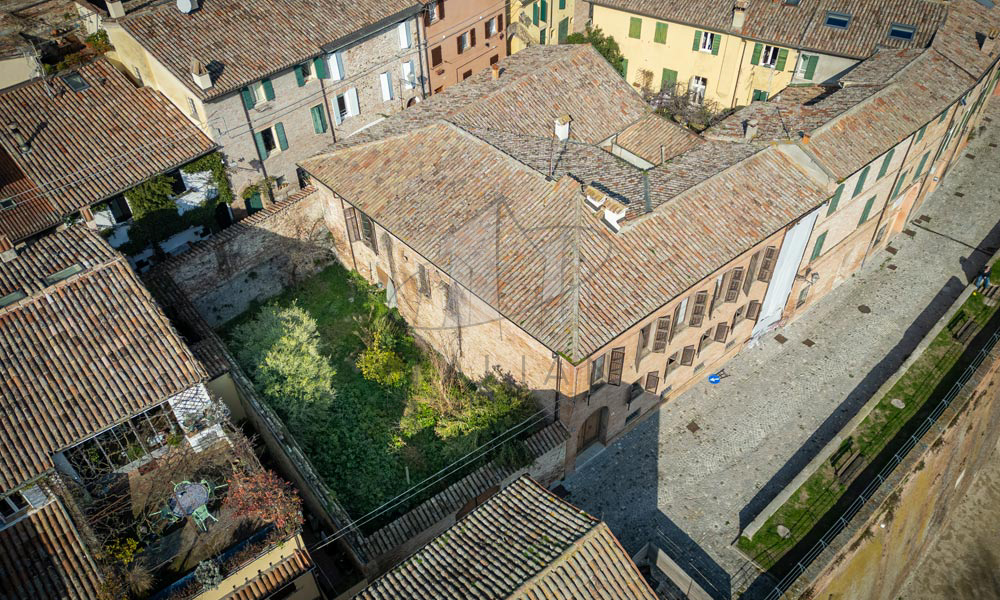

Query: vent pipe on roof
left=7, top=122, right=30, bottom=155
left=177, top=0, right=200, bottom=14
left=982, top=28, right=999, bottom=55
left=106, top=0, right=126, bottom=18
left=732, top=0, right=749, bottom=31
left=743, top=118, right=758, bottom=142
left=190, top=58, right=212, bottom=90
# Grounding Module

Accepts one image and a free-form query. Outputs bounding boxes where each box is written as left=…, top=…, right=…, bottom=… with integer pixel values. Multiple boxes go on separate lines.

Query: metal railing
left=760, top=325, right=1000, bottom=600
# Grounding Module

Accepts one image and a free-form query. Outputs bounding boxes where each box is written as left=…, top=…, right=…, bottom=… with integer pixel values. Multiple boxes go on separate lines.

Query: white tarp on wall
left=752, top=208, right=821, bottom=337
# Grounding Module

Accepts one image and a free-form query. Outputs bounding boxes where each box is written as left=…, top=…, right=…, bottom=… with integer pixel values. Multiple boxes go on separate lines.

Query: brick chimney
left=491, top=63, right=500, bottom=80
left=555, top=114, right=571, bottom=141
left=732, top=0, right=749, bottom=32
left=6, top=122, right=29, bottom=155
left=743, top=118, right=758, bottom=141
left=190, top=58, right=212, bottom=90
left=982, top=28, right=1000, bottom=55
left=106, top=0, right=125, bottom=18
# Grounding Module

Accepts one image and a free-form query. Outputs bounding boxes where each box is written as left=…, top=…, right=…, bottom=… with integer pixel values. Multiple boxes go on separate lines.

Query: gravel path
left=561, top=107, right=1000, bottom=599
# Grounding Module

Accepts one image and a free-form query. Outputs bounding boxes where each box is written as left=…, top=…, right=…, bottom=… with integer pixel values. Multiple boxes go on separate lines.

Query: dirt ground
left=899, top=442, right=1000, bottom=600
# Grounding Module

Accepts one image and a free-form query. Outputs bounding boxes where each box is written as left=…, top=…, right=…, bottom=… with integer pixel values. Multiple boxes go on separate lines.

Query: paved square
left=562, top=108, right=1000, bottom=599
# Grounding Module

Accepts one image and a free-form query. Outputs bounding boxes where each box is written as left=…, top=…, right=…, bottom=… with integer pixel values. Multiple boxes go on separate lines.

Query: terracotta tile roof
left=226, top=548, right=313, bottom=600
left=807, top=49, right=976, bottom=178
left=929, top=0, right=1000, bottom=78
left=0, top=499, right=102, bottom=600
left=592, top=0, right=945, bottom=59
left=118, top=0, right=419, bottom=100
left=303, top=122, right=826, bottom=359
left=355, top=475, right=657, bottom=600
left=340, top=45, right=654, bottom=147
left=613, top=113, right=703, bottom=165
left=0, top=227, right=206, bottom=491
left=0, top=59, right=215, bottom=242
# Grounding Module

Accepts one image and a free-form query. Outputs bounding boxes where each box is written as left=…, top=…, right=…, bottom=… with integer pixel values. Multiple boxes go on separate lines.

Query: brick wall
left=153, top=189, right=331, bottom=326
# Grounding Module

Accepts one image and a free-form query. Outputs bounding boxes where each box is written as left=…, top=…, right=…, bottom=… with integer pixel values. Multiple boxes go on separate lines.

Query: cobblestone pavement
left=562, top=107, right=1000, bottom=599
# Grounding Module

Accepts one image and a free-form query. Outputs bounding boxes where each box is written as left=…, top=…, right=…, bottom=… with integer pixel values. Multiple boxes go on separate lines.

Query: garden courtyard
left=222, top=263, right=542, bottom=526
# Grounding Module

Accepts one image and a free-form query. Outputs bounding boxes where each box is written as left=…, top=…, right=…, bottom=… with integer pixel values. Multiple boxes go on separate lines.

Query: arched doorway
left=577, top=407, right=608, bottom=454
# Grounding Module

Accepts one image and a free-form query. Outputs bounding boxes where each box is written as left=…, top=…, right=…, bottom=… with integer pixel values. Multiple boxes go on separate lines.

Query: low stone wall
left=150, top=187, right=332, bottom=326
left=358, top=421, right=569, bottom=576
left=792, top=336, right=1000, bottom=599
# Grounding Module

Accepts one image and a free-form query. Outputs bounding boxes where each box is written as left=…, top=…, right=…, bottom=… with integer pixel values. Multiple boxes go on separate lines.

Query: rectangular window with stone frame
left=670, top=296, right=689, bottom=341
left=591, top=353, right=607, bottom=389
left=359, top=212, right=378, bottom=253
left=680, top=345, right=695, bottom=365
left=344, top=206, right=361, bottom=242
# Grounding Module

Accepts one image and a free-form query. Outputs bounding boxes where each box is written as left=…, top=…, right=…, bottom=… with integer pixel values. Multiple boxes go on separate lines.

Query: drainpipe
left=553, top=351, right=561, bottom=423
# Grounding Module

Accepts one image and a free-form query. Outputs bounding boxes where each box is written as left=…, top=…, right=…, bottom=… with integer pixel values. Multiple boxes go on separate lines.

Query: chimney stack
left=982, top=28, right=999, bottom=55
left=0, top=235, right=15, bottom=264
left=743, top=118, right=758, bottom=142
left=555, top=114, right=571, bottom=141
left=106, top=0, right=125, bottom=18
left=732, top=0, right=749, bottom=32
left=190, top=58, right=212, bottom=90
left=7, top=122, right=30, bottom=155
left=491, top=63, right=500, bottom=80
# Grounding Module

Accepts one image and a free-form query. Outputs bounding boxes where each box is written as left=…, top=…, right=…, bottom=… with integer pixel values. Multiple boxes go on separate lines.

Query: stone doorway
left=577, top=406, right=607, bottom=454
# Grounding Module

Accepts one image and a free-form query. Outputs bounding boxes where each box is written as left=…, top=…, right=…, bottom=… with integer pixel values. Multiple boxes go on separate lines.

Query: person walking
left=975, top=264, right=992, bottom=293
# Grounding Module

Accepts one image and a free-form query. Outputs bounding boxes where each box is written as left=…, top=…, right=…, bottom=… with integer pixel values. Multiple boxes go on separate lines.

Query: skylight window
left=60, top=72, right=90, bottom=92
left=0, top=290, right=26, bottom=309
left=44, top=263, right=84, bottom=286
left=0, top=198, right=13, bottom=209
left=888, top=23, right=917, bottom=41
left=824, top=11, right=852, bottom=29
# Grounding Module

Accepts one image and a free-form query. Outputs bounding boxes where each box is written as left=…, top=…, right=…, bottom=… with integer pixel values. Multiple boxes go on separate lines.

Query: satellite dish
left=177, top=0, right=195, bottom=13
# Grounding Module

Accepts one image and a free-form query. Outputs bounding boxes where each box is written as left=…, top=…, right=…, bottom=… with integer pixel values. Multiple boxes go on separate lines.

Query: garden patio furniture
left=192, top=504, right=218, bottom=531
left=169, top=481, right=210, bottom=518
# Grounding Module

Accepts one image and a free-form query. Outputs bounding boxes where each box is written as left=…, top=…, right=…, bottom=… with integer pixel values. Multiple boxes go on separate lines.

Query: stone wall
left=152, top=188, right=331, bottom=326
left=794, top=339, right=1000, bottom=600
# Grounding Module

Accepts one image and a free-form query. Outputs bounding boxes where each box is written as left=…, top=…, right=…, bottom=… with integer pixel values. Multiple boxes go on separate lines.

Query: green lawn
left=223, top=263, right=539, bottom=526
left=738, top=288, right=999, bottom=568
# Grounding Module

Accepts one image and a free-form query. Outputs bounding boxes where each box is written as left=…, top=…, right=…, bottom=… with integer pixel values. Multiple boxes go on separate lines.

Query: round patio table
left=169, top=482, right=209, bottom=517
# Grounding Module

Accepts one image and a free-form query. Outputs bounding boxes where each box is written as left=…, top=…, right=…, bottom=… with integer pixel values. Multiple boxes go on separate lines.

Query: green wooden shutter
left=916, top=123, right=927, bottom=142
left=891, top=170, right=909, bottom=199
left=620, top=57, right=628, bottom=78
left=752, top=89, right=767, bottom=101
left=853, top=165, right=870, bottom=197
left=294, top=65, right=306, bottom=87
left=314, top=57, right=329, bottom=79
left=913, top=151, right=930, bottom=177
left=693, top=30, right=702, bottom=51
left=775, top=48, right=788, bottom=70
left=654, top=22, right=668, bottom=44
left=558, top=17, right=569, bottom=43
left=261, top=78, right=275, bottom=101
left=241, top=87, right=256, bottom=109
left=827, top=183, right=843, bottom=215
left=253, top=131, right=268, bottom=160
left=711, top=33, right=721, bottom=55
left=540, top=0, right=547, bottom=22
left=629, top=17, right=642, bottom=39
left=661, top=68, right=677, bottom=91
left=532, top=2, right=539, bottom=25
left=311, top=105, right=328, bottom=134
left=751, top=42, right=763, bottom=65
left=858, top=196, right=876, bottom=225
left=274, top=122, right=288, bottom=151
left=877, top=147, right=895, bottom=178
left=804, top=55, right=818, bottom=80
left=540, top=28, right=546, bottom=44
left=938, top=110, right=948, bottom=123
left=559, top=0, right=565, bottom=8
left=810, top=231, right=827, bottom=262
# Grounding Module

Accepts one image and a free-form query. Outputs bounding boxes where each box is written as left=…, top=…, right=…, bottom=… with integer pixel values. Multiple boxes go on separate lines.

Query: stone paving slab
left=561, top=108, right=1000, bottom=599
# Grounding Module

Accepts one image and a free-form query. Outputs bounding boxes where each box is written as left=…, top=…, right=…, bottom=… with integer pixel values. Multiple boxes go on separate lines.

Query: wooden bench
left=837, top=453, right=865, bottom=485
left=954, top=318, right=977, bottom=344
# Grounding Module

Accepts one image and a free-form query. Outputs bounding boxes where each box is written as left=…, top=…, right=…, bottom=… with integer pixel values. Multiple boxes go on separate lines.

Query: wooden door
left=578, top=408, right=603, bottom=453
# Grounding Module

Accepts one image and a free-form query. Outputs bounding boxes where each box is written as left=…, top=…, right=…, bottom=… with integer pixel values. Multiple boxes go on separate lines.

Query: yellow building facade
left=509, top=0, right=579, bottom=53
left=591, top=4, right=800, bottom=108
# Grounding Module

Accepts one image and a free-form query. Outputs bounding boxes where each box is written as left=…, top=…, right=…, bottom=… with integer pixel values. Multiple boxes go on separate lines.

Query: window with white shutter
left=346, top=88, right=360, bottom=116
left=398, top=21, right=412, bottom=49
left=380, top=72, right=393, bottom=102
left=328, top=51, right=345, bottom=81
left=402, top=60, right=415, bottom=90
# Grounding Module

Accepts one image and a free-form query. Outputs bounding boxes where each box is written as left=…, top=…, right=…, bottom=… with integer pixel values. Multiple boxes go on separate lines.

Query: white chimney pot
left=190, top=59, right=212, bottom=90
left=107, top=0, right=125, bottom=18
left=555, top=114, right=571, bottom=141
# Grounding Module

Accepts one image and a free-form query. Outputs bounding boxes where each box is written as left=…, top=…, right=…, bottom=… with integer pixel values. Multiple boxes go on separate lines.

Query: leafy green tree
left=231, top=303, right=336, bottom=422
left=565, top=26, right=625, bottom=75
